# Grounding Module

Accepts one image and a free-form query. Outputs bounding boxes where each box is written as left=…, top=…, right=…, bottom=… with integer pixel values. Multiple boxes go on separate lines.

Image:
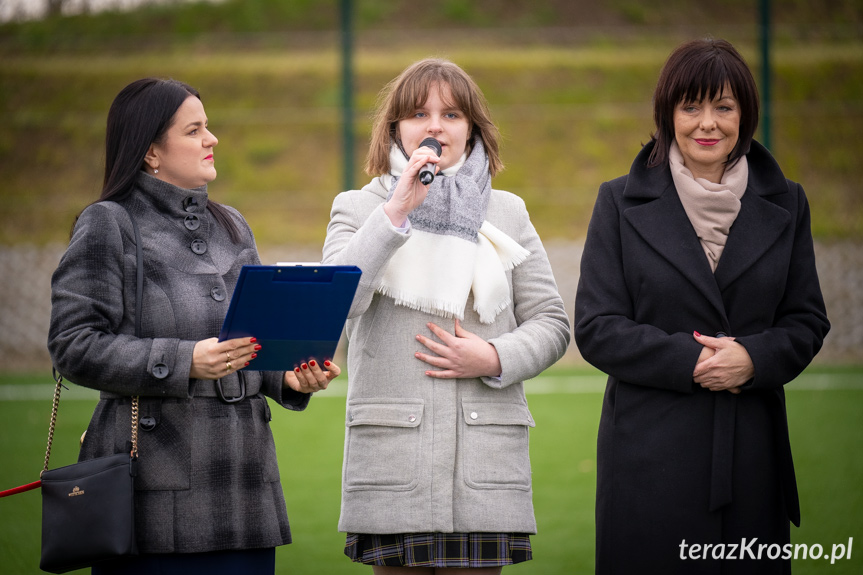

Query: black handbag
left=39, top=377, right=140, bottom=573
left=40, top=202, right=144, bottom=573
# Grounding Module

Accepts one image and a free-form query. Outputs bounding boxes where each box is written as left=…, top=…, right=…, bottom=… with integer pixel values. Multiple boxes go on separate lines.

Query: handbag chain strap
left=43, top=202, right=143, bottom=477
left=41, top=370, right=139, bottom=477
left=130, top=393, right=139, bottom=458
left=41, top=371, right=63, bottom=477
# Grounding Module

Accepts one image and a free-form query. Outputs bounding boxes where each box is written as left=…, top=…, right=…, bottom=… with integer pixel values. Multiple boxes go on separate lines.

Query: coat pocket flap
left=346, top=399, right=424, bottom=428
left=462, top=401, right=536, bottom=427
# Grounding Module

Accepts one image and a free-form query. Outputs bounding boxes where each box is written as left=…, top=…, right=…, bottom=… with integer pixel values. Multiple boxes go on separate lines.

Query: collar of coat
left=135, top=171, right=210, bottom=220
left=619, top=139, right=794, bottom=322
left=623, top=139, right=788, bottom=200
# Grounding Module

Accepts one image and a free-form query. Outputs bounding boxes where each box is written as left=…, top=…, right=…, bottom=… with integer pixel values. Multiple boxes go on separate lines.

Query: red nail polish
left=309, top=360, right=316, bottom=367
left=301, top=363, right=308, bottom=370
left=324, top=360, right=331, bottom=367
left=294, top=367, right=301, bottom=373
left=254, top=344, right=262, bottom=351
left=249, top=337, right=257, bottom=343
left=244, top=362, right=249, bottom=367
left=694, top=331, right=702, bottom=337
left=251, top=353, right=257, bottom=359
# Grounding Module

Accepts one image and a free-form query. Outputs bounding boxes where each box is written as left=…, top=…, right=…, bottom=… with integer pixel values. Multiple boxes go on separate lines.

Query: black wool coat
left=574, top=140, right=829, bottom=574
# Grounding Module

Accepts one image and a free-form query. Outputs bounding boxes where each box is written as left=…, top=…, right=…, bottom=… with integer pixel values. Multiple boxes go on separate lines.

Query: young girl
left=322, top=58, right=570, bottom=574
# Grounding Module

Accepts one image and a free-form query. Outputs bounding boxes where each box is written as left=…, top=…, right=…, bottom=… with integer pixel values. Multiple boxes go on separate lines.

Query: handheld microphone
left=418, top=137, right=442, bottom=185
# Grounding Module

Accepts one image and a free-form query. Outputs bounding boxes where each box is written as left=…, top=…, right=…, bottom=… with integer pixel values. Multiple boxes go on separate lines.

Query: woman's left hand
left=284, top=359, right=341, bottom=393
left=415, top=319, right=502, bottom=379
left=692, top=332, right=754, bottom=393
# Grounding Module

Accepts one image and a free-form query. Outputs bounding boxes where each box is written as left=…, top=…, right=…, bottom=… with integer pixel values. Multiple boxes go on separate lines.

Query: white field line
left=1, top=373, right=860, bottom=401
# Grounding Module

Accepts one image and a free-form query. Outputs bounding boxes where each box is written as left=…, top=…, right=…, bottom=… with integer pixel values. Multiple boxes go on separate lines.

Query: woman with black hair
left=48, top=78, right=340, bottom=574
left=574, top=39, right=829, bottom=573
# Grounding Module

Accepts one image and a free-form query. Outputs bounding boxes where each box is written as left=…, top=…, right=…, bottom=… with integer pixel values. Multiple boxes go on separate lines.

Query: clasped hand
left=414, top=319, right=502, bottom=379
left=692, top=332, right=754, bottom=394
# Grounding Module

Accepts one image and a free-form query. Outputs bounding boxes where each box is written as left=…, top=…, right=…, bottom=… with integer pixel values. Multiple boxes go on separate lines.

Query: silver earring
left=154, top=168, right=159, bottom=174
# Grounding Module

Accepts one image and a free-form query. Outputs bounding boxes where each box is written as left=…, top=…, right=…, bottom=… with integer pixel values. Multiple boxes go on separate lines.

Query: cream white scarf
left=669, top=142, right=748, bottom=272
left=378, top=140, right=529, bottom=324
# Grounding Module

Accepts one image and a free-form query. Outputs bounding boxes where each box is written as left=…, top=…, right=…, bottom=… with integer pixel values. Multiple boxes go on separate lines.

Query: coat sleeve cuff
left=262, top=371, right=311, bottom=411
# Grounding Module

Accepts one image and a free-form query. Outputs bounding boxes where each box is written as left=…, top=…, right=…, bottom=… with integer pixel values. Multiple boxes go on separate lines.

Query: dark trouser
left=91, top=548, right=276, bottom=575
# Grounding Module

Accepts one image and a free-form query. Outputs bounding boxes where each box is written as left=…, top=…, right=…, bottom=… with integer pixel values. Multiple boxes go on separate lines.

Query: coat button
left=152, top=363, right=169, bottom=379
left=408, top=414, right=416, bottom=423
left=190, top=239, right=207, bottom=255
left=470, top=412, right=478, bottom=420
left=182, top=196, right=200, bottom=212
left=210, top=286, right=225, bottom=301
left=139, top=416, right=157, bottom=431
left=716, top=332, right=728, bottom=338
left=184, top=214, right=200, bottom=231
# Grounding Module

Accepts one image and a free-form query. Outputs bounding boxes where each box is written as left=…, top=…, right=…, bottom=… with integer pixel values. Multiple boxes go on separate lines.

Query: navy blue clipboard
left=218, top=265, right=361, bottom=371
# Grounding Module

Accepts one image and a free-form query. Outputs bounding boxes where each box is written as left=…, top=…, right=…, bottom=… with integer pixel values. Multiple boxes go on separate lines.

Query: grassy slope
left=0, top=1, right=862, bottom=246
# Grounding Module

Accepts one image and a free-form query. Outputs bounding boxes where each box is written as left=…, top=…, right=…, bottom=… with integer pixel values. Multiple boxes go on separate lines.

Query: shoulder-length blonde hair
left=365, top=58, right=503, bottom=177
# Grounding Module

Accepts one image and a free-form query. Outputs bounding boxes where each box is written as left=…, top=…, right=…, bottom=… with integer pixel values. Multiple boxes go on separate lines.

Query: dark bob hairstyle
left=648, top=38, right=759, bottom=168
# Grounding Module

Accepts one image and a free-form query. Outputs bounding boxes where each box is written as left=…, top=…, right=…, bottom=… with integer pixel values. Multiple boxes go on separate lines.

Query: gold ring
left=226, top=361, right=233, bottom=371
left=225, top=350, right=232, bottom=362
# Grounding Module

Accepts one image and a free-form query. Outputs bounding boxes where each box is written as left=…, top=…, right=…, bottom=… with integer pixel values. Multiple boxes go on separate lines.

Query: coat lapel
left=714, top=142, right=793, bottom=290
left=713, top=191, right=791, bottom=290
left=622, top=144, right=727, bottom=318
left=624, top=183, right=728, bottom=318
left=622, top=140, right=792, bottom=313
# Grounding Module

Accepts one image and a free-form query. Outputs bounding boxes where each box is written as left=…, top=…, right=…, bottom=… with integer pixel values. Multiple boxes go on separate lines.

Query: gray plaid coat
left=48, top=172, right=310, bottom=554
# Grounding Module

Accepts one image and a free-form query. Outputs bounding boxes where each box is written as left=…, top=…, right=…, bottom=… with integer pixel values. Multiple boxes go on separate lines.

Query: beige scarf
left=669, top=142, right=748, bottom=272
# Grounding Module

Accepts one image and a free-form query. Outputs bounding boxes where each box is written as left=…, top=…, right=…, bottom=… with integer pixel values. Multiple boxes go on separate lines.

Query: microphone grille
left=419, top=137, right=442, bottom=156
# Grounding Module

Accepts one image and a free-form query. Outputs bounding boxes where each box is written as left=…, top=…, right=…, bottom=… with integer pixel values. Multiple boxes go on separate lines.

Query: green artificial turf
left=0, top=368, right=860, bottom=574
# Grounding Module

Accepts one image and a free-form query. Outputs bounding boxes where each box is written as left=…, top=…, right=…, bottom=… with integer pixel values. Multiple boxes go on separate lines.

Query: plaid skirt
left=344, top=532, right=532, bottom=568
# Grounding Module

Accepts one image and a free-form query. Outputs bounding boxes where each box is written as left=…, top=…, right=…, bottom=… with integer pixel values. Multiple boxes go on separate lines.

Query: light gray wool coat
left=322, top=177, right=571, bottom=534
left=48, top=173, right=310, bottom=554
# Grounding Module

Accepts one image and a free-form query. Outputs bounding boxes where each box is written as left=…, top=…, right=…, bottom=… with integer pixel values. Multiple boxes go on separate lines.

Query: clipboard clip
left=215, top=372, right=246, bottom=404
